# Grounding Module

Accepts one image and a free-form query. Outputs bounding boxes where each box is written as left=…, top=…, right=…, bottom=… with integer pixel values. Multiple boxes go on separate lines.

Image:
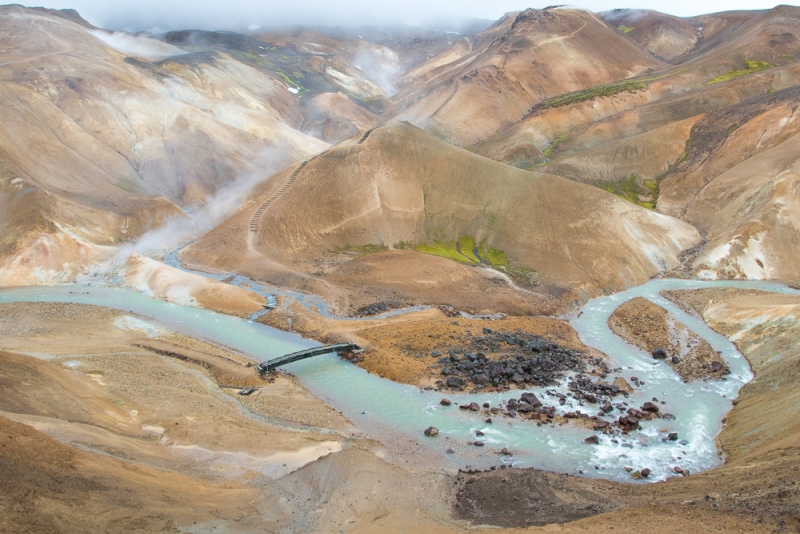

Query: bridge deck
left=256, top=342, right=359, bottom=374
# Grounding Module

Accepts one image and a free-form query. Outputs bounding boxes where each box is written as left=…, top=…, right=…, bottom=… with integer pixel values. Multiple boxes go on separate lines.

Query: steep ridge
left=182, top=122, right=699, bottom=313
left=387, top=8, right=664, bottom=146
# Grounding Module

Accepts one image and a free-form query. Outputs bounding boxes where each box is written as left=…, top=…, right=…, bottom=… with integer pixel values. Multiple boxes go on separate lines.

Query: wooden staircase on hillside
left=249, top=154, right=321, bottom=233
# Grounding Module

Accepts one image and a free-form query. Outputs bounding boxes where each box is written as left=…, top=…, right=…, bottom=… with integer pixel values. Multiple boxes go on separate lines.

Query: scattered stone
left=440, top=398, right=452, bottom=406
left=424, top=426, right=439, bottom=437
left=641, top=402, right=659, bottom=413
left=431, top=350, right=441, bottom=358
left=469, top=402, right=480, bottom=411
left=474, top=441, right=484, bottom=447
left=667, top=432, right=678, bottom=441
left=446, top=448, right=455, bottom=454
left=631, top=471, right=642, bottom=480
left=500, top=447, right=512, bottom=456
left=652, top=348, right=668, bottom=359
left=485, top=418, right=492, bottom=424
left=601, top=402, right=613, bottom=413
left=584, top=435, right=599, bottom=445
left=711, top=361, right=723, bottom=372
left=483, top=402, right=490, bottom=408
left=673, top=466, right=684, bottom=474
left=662, top=413, right=676, bottom=421
left=475, top=430, right=484, bottom=437
left=672, top=356, right=680, bottom=364
left=641, top=468, right=651, bottom=477
left=446, top=377, right=463, bottom=388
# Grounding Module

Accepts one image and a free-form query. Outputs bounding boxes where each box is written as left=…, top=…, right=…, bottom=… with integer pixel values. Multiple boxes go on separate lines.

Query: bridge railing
left=256, top=342, right=359, bottom=374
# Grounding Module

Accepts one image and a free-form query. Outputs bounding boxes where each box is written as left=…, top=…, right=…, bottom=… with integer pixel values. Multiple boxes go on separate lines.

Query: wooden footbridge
left=255, top=342, right=360, bottom=374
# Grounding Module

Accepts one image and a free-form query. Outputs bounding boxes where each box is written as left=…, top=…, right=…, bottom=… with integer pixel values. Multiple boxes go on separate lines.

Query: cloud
left=23, top=0, right=786, bottom=32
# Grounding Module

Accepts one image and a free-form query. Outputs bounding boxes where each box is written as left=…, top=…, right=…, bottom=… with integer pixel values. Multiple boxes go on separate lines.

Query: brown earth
left=607, top=297, right=728, bottom=380
left=601, top=9, right=699, bottom=61
left=390, top=7, right=663, bottom=146
left=181, top=121, right=699, bottom=314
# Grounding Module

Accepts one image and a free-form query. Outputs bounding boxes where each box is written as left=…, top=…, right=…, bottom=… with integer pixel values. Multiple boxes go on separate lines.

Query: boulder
left=440, top=398, right=452, bottom=406
left=652, top=348, right=668, bottom=359
left=641, top=468, right=651, bottom=477
left=424, top=426, right=439, bottom=437
left=520, top=392, right=542, bottom=407
left=469, top=402, right=480, bottom=411
left=667, top=432, right=678, bottom=441
left=641, top=402, right=659, bottom=413
left=446, top=377, right=463, bottom=388
left=584, top=435, right=599, bottom=445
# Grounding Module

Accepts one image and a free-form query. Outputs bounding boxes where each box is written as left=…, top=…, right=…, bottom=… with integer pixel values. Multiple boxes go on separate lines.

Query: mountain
left=386, top=7, right=664, bottom=146
left=0, top=5, right=328, bottom=284
left=181, top=122, right=699, bottom=314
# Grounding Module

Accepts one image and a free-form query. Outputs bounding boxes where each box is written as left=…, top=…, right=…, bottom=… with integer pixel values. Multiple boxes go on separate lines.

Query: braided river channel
left=1, top=276, right=797, bottom=482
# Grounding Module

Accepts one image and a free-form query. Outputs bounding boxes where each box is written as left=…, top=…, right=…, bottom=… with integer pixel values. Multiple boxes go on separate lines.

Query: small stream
left=1, top=277, right=796, bottom=482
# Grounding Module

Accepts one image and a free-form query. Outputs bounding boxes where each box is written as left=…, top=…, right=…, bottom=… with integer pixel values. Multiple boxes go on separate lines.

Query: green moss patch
left=618, top=25, right=635, bottom=33
left=599, top=174, right=656, bottom=210
left=410, top=237, right=537, bottom=287
left=537, top=80, right=647, bottom=110
left=706, top=58, right=770, bottom=85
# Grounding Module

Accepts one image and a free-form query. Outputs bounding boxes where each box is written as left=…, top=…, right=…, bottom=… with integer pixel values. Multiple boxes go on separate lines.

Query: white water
left=1, top=279, right=796, bottom=482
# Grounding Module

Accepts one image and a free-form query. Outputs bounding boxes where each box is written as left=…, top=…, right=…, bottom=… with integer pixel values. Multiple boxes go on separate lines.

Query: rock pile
left=434, top=328, right=606, bottom=391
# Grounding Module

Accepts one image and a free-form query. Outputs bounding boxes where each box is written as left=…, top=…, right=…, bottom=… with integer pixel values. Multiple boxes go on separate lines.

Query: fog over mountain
left=23, top=0, right=794, bottom=31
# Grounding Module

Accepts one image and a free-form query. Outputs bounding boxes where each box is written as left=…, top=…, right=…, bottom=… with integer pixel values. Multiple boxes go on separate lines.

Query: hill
left=0, top=5, right=328, bottom=284
left=387, top=7, right=664, bottom=146
left=181, top=122, right=699, bottom=314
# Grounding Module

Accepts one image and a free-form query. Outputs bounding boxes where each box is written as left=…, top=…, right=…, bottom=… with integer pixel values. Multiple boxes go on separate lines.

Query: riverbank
left=2, top=283, right=799, bottom=532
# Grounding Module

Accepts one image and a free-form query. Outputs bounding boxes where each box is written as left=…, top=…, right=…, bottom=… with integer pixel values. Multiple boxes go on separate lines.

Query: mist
left=89, top=29, right=187, bottom=60
left=89, top=147, right=293, bottom=276
left=25, top=0, right=793, bottom=32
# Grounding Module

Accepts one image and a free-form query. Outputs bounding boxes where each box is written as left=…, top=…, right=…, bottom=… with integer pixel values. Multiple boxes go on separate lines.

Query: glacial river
left=0, top=278, right=796, bottom=482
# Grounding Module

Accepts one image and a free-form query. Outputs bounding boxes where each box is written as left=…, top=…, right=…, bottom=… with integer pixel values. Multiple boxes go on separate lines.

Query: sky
left=25, top=0, right=794, bottom=32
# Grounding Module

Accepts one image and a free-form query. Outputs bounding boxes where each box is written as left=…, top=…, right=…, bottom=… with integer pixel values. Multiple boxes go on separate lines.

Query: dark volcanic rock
left=652, top=347, right=668, bottom=359
left=440, top=398, right=452, bottom=406
left=446, top=377, right=463, bottom=388
left=641, top=402, right=659, bottom=413
left=520, top=392, right=542, bottom=407
left=424, top=426, right=439, bottom=437
left=584, top=435, right=599, bottom=445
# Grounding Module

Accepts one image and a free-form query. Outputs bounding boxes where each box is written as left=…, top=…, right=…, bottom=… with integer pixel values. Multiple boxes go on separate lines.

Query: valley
left=1, top=3, right=800, bottom=532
